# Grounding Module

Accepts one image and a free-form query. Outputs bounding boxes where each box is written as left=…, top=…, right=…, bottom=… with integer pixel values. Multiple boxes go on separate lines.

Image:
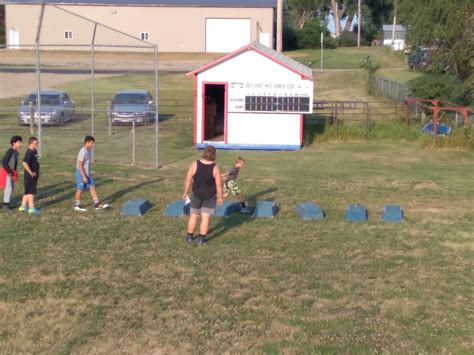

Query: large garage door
left=206, top=18, right=251, bottom=53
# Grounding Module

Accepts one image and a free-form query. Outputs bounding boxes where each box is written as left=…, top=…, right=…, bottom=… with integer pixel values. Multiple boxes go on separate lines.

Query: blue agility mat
left=253, top=201, right=278, bottom=218
left=345, top=204, right=368, bottom=222
left=382, top=205, right=404, bottom=222
left=164, top=200, right=190, bottom=217
left=422, top=122, right=451, bottom=135
left=296, top=203, right=325, bottom=220
left=121, top=199, right=152, bottom=216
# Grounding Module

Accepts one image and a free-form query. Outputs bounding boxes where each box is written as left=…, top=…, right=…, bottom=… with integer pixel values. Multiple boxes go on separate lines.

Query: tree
left=397, top=0, right=473, bottom=81
left=287, top=0, right=325, bottom=30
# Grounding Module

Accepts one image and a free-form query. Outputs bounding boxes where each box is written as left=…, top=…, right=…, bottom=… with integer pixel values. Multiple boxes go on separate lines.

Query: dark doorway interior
left=204, top=84, right=225, bottom=141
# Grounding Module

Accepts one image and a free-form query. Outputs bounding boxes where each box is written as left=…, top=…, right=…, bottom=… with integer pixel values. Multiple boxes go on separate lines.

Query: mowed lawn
left=0, top=140, right=473, bottom=353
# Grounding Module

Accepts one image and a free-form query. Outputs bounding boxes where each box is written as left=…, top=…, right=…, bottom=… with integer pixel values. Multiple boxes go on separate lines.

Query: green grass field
left=0, top=142, right=473, bottom=353
left=0, top=48, right=473, bottom=352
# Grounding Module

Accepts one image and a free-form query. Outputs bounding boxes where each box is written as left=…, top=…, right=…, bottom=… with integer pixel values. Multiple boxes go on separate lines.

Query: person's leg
left=27, top=194, right=34, bottom=208
left=187, top=213, right=199, bottom=234
left=20, top=194, right=28, bottom=210
left=199, top=213, right=211, bottom=235
left=89, top=186, right=99, bottom=201
left=3, top=176, right=14, bottom=209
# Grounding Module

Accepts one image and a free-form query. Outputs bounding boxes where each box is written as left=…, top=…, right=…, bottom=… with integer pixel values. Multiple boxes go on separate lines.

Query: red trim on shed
left=300, top=114, right=303, bottom=146
left=193, top=74, right=198, bottom=144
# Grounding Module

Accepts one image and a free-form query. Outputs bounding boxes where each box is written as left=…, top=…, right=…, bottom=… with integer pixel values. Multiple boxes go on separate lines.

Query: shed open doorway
left=203, top=83, right=226, bottom=142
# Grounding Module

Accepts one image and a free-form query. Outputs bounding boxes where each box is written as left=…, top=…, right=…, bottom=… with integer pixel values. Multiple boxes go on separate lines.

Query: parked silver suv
left=18, top=90, right=75, bottom=126
left=108, top=90, right=156, bottom=125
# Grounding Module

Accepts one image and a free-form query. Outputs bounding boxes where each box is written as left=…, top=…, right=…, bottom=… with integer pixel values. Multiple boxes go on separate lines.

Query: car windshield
left=113, top=94, right=147, bottom=105
left=26, top=94, right=61, bottom=105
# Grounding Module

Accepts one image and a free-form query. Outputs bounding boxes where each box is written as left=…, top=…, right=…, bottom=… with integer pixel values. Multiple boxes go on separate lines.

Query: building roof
left=4, top=0, right=277, bottom=7
left=186, top=42, right=313, bottom=80
left=382, top=24, right=406, bottom=32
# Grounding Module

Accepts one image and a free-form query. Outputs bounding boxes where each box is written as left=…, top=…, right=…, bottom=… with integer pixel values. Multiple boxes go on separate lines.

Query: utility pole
left=391, top=1, right=398, bottom=49
left=276, top=0, right=283, bottom=52
left=357, top=0, right=362, bottom=47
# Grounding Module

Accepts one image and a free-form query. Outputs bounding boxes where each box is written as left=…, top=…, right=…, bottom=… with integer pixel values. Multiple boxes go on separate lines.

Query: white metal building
left=186, top=42, right=314, bottom=150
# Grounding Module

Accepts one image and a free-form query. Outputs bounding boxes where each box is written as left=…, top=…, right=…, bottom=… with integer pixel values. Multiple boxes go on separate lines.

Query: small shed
left=382, top=24, right=407, bottom=51
left=186, top=42, right=314, bottom=150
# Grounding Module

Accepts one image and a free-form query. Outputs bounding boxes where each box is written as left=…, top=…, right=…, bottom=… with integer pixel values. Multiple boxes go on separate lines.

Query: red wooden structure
left=403, top=99, right=471, bottom=137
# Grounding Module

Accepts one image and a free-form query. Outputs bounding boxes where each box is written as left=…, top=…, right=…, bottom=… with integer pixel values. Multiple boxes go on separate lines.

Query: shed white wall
left=195, top=50, right=311, bottom=146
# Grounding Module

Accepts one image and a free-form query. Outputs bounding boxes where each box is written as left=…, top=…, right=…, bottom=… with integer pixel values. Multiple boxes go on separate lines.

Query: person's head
left=202, top=145, right=216, bottom=161
left=84, top=135, right=95, bottom=150
left=10, top=135, right=22, bottom=150
left=28, top=136, right=39, bottom=150
left=235, top=156, right=245, bottom=168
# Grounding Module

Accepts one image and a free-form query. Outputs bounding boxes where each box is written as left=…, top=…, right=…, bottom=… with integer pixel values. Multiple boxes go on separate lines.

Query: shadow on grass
left=37, top=177, right=113, bottom=208
left=207, top=187, right=277, bottom=241
left=104, top=177, right=161, bottom=204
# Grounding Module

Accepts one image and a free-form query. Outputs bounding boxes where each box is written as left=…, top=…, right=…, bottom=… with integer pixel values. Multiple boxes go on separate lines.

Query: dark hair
left=236, top=156, right=245, bottom=163
left=84, top=135, right=95, bottom=144
left=28, top=136, right=38, bottom=145
left=10, top=135, right=22, bottom=145
left=202, top=145, right=216, bottom=161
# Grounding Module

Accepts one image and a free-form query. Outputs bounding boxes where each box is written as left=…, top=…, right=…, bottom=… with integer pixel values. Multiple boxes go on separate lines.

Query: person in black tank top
left=183, top=146, right=223, bottom=244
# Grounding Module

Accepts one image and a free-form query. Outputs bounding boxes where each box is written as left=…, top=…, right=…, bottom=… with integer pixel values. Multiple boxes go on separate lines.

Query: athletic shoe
left=186, top=235, right=194, bottom=244
left=74, top=205, right=87, bottom=212
left=95, top=203, right=110, bottom=210
left=240, top=207, right=252, bottom=214
left=28, top=207, right=41, bottom=215
left=18, top=205, right=27, bottom=212
left=197, top=236, right=208, bottom=245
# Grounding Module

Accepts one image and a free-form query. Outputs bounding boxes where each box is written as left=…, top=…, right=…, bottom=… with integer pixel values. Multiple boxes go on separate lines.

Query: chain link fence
left=374, top=77, right=409, bottom=103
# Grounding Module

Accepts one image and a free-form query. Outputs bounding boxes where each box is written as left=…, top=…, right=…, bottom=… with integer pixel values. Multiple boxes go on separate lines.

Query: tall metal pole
left=357, top=0, right=361, bottom=47
left=320, top=32, right=324, bottom=72
left=276, top=0, right=283, bottom=52
left=35, top=2, right=46, bottom=157
left=91, top=23, right=97, bottom=137
left=154, top=45, right=159, bottom=169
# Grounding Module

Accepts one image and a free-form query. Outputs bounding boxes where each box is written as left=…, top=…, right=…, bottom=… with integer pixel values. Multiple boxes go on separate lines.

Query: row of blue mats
left=122, top=199, right=404, bottom=222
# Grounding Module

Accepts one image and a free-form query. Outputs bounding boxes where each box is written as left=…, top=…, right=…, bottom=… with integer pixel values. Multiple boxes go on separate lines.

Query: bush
left=296, top=19, right=336, bottom=49
left=408, top=73, right=471, bottom=106
left=282, top=26, right=298, bottom=51
left=336, top=31, right=358, bottom=47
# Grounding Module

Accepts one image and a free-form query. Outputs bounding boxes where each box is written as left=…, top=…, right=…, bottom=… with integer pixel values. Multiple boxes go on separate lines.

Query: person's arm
left=182, top=161, right=196, bottom=200
left=214, top=165, right=223, bottom=206
left=78, top=160, right=88, bottom=183
left=22, top=161, right=36, bottom=177
left=221, top=171, right=229, bottom=178
left=2, top=149, right=14, bottom=175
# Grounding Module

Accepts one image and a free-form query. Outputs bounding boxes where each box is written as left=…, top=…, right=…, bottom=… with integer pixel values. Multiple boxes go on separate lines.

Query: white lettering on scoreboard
left=228, top=81, right=313, bottom=114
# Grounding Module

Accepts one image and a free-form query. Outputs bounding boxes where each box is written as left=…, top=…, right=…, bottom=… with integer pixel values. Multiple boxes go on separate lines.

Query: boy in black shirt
left=1, top=135, right=22, bottom=210
left=19, top=137, right=40, bottom=214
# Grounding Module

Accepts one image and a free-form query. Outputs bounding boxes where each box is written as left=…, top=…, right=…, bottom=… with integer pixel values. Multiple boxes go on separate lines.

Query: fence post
left=131, top=120, right=136, bottom=166
left=335, top=103, right=339, bottom=139
left=107, top=100, right=112, bottom=136
left=29, top=101, right=35, bottom=134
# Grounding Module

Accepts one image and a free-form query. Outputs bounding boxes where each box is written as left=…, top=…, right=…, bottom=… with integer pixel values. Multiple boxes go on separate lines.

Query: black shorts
left=24, top=174, right=38, bottom=195
left=190, top=193, right=216, bottom=215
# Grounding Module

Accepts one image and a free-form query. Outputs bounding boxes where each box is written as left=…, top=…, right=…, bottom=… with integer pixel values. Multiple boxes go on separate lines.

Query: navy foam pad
left=121, top=199, right=152, bottom=216
left=296, top=203, right=325, bottom=220
left=345, top=204, right=368, bottom=222
left=164, top=200, right=190, bottom=217
left=252, top=201, right=278, bottom=218
left=382, top=204, right=404, bottom=222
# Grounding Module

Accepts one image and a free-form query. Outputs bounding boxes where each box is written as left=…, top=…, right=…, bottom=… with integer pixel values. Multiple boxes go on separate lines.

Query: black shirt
left=226, top=166, right=239, bottom=182
left=192, top=160, right=216, bottom=199
left=23, top=148, right=40, bottom=174
left=1, top=148, right=19, bottom=174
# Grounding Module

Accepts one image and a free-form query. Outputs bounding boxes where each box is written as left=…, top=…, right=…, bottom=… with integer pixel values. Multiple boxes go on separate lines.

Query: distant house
left=5, top=0, right=276, bottom=52
left=382, top=24, right=406, bottom=51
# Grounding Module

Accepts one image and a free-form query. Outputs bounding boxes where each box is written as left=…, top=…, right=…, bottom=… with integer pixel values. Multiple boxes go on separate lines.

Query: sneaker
left=18, top=205, right=27, bottom=212
left=95, top=203, right=110, bottom=210
left=240, top=207, right=252, bottom=214
left=186, top=235, right=194, bottom=244
left=197, top=236, right=208, bottom=245
left=28, top=207, right=41, bottom=215
left=74, top=205, right=87, bottom=212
